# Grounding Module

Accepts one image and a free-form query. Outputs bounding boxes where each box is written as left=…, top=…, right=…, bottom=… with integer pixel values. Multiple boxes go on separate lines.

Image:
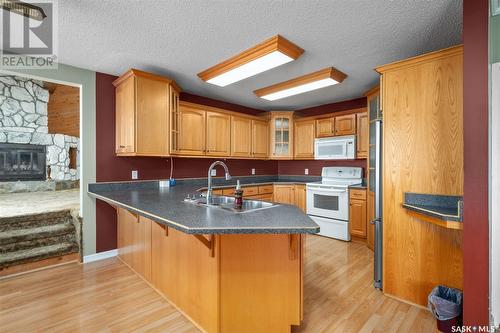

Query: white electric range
left=306, top=167, right=363, bottom=241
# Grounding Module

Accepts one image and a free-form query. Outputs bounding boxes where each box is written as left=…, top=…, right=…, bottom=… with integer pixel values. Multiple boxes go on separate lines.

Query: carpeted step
left=0, top=210, right=74, bottom=232
left=0, top=233, right=77, bottom=253
left=0, top=223, right=75, bottom=246
left=0, top=242, right=79, bottom=269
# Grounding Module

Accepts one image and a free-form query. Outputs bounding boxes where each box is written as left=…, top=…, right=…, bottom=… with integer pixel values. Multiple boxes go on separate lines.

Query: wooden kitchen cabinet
left=231, top=116, right=252, bottom=157
left=356, top=112, right=368, bottom=158
left=116, top=208, right=152, bottom=281
left=206, top=111, right=231, bottom=156
left=316, top=117, right=335, bottom=137
left=252, top=119, right=269, bottom=158
left=151, top=221, right=219, bottom=333
left=294, top=119, right=315, bottom=159
left=349, top=189, right=367, bottom=238
left=114, top=69, right=180, bottom=156
left=334, top=114, right=356, bottom=136
left=269, top=112, right=294, bottom=159
left=273, top=184, right=295, bottom=204
left=294, top=184, right=307, bottom=212
left=173, top=103, right=206, bottom=156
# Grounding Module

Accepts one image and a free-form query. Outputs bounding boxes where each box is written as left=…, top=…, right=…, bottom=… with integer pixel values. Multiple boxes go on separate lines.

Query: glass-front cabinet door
left=269, top=111, right=294, bottom=159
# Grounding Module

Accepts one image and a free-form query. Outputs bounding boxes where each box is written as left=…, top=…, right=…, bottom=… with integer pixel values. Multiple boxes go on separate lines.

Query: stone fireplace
left=0, top=143, right=47, bottom=181
left=0, top=75, right=80, bottom=192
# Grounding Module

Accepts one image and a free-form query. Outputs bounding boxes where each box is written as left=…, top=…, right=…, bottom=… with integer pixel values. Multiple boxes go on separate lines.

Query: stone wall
left=0, top=75, right=80, bottom=181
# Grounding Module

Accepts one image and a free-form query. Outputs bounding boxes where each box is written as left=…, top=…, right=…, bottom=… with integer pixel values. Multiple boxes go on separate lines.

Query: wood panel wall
left=377, top=46, right=463, bottom=306
left=48, top=84, right=80, bottom=137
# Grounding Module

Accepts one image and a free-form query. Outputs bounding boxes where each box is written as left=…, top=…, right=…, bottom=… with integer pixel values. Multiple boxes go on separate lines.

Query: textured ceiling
left=58, top=0, right=462, bottom=110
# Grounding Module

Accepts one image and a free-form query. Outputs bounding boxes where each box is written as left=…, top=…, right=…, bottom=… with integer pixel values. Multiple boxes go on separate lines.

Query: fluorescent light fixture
left=254, top=67, right=347, bottom=101
left=198, top=35, right=304, bottom=87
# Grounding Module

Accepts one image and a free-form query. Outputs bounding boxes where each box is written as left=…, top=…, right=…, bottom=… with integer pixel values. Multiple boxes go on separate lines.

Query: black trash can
left=428, top=286, right=463, bottom=333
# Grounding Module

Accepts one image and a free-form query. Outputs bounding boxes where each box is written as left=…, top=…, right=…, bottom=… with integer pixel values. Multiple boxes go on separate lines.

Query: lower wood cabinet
left=294, top=184, right=306, bottom=213
left=349, top=189, right=367, bottom=238
left=116, top=206, right=303, bottom=333
left=116, top=208, right=152, bottom=281
left=273, top=185, right=295, bottom=204
left=151, top=221, right=219, bottom=333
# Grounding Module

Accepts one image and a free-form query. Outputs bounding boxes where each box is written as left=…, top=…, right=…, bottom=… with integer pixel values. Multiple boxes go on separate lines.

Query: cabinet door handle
left=119, top=145, right=125, bottom=148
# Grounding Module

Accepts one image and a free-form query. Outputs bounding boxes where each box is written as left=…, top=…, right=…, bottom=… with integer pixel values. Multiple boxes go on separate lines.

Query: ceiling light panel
left=254, top=67, right=347, bottom=101
left=198, top=35, right=304, bottom=87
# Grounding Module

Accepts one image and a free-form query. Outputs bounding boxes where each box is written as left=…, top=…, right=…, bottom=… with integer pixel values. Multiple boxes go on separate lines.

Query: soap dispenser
left=234, top=180, right=243, bottom=210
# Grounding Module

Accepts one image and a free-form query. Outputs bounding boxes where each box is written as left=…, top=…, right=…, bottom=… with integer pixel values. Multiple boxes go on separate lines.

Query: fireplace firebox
left=0, top=143, right=47, bottom=182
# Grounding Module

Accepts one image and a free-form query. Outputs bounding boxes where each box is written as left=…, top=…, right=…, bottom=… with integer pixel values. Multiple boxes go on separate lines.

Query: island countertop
left=88, top=180, right=320, bottom=235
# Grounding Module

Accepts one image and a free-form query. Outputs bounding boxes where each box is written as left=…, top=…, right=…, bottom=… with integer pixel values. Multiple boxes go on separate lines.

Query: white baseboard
left=83, top=249, right=117, bottom=263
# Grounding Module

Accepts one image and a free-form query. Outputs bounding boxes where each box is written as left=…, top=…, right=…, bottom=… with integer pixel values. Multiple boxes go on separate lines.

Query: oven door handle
left=307, top=187, right=347, bottom=193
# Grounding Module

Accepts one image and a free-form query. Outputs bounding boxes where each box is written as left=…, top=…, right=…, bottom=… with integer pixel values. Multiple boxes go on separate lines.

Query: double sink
left=184, top=195, right=278, bottom=213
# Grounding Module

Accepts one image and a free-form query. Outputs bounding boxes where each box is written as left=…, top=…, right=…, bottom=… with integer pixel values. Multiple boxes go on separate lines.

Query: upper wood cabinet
left=294, top=119, right=315, bottom=159
left=206, top=111, right=231, bottom=157
left=315, top=117, right=335, bottom=137
left=114, top=69, right=180, bottom=157
left=252, top=119, right=269, bottom=158
left=334, top=114, right=356, bottom=136
left=269, top=112, right=294, bottom=159
left=356, top=112, right=368, bottom=158
left=173, top=103, right=206, bottom=156
left=231, top=116, right=252, bottom=158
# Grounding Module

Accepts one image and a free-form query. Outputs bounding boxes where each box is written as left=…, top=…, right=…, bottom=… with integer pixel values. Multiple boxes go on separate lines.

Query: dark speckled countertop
left=88, top=176, right=320, bottom=235
left=402, top=192, right=463, bottom=222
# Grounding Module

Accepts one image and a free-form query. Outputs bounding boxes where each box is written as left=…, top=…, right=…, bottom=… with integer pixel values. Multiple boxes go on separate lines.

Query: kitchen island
left=88, top=180, right=319, bottom=333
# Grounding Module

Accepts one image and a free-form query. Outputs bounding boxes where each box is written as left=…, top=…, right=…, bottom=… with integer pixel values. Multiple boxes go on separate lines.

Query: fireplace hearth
left=0, top=143, right=47, bottom=182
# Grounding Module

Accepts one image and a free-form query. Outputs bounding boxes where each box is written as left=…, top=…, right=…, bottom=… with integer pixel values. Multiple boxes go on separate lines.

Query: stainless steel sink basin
left=184, top=195, right=278, bottom=213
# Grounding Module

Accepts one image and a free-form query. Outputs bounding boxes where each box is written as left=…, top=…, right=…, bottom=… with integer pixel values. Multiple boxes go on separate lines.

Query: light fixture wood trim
left=197, top=35, right=304, bottom=82
left=254, top=67, right=347, bottom=98
left=113, top=68, right=181, bottom=92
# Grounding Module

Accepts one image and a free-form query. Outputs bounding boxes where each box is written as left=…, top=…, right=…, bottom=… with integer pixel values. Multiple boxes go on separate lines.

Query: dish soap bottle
left=234, top=180, right=243, bottom=210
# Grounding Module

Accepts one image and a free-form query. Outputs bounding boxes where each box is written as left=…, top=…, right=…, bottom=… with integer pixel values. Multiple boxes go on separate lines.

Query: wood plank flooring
left=0, top=235, right=437, bottom=333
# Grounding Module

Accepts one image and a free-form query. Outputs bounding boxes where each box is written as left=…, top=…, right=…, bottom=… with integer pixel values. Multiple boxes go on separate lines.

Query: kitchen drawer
left=349, top=188, right=366, bottom=200
left=258, top=185, right=274, bottom=194
left=222, top=188, right=235, bottom=196
left=242, top=186, right=258, bottom=197
left=247, top=193, right=273, bottom=201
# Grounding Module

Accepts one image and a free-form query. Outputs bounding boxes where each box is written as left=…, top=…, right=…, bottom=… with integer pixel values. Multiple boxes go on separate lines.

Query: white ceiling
left=58, top=0, right=462, bottom=110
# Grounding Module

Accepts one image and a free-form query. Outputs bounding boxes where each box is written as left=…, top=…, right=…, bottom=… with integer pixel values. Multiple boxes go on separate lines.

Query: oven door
left=306, top=186, right=349, bottom=220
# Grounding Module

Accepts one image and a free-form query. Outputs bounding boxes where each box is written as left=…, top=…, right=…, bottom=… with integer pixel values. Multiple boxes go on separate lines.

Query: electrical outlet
left=251, top=168, right=256, bottom=175
left=131, top=170, right=138, bottom=180
left=210, top=169, right=217, bottom=176
left=304, top=168, right=309, bottom=175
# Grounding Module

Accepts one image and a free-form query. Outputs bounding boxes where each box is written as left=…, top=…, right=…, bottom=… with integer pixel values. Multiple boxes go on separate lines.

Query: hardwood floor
left=293, top=235, right=437, bottom=333
left=0, top=235, right=436, bottom=333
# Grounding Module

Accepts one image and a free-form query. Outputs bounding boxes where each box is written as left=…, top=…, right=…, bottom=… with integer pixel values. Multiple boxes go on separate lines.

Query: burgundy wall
left=278, top=159, right=366, bottom=177
left=95, top=73, right=277, bottom=252
left=180, top=92, right=263, bottom=116
left=463, top=0, right=489, bottom=327
left=296, top=97, right=367, bottom=116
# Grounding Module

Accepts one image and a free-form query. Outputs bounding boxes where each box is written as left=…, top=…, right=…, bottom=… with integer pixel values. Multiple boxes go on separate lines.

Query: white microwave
left=314, top=135, right=356, bottom=160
